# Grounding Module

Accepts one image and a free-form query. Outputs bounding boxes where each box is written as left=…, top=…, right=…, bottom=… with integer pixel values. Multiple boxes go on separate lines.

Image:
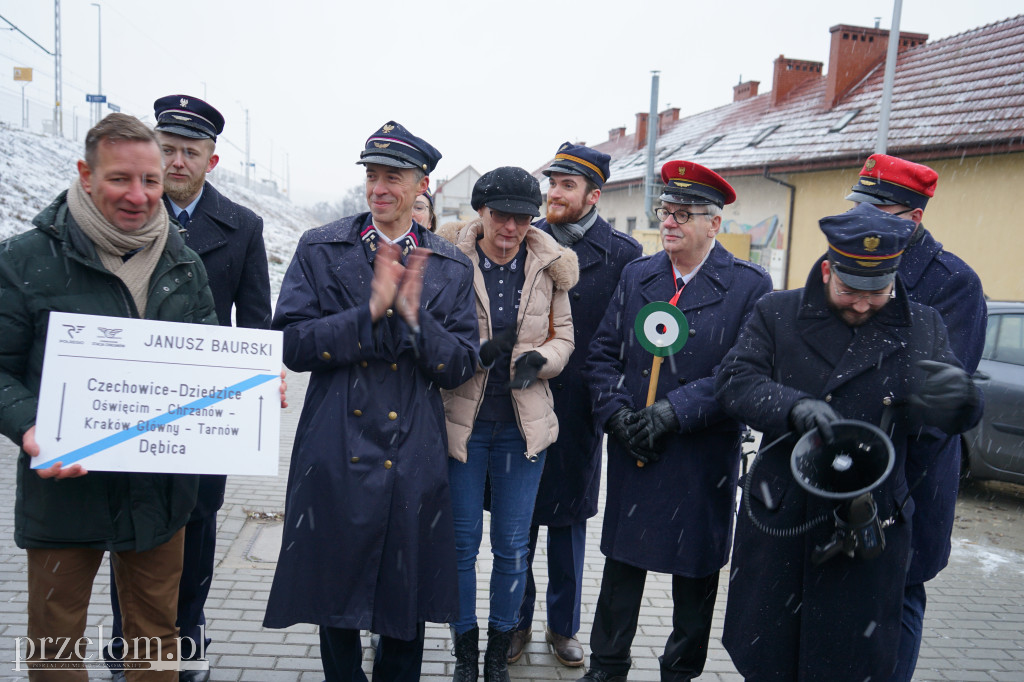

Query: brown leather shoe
left=506, top=627, right=532, bottom=664
left=546, top=626, right=584, bottom=667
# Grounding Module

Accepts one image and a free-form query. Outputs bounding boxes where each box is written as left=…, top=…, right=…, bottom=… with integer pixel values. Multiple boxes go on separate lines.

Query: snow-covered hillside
left=0, top=122, right=319, bottom=295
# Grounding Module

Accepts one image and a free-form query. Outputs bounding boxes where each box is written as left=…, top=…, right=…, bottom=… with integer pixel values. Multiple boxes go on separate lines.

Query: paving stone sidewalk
left=0, top=370, right=1021, bottom=681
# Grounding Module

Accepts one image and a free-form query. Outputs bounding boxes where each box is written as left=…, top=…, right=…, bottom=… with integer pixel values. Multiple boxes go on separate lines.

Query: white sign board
left=33, top=312, right=282, bottom=475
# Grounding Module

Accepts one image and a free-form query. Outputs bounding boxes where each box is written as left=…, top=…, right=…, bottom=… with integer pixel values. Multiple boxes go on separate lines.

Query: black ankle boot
left=483, top=626, right=512, bottom=682
left=452, top=626, right=479, bottom=682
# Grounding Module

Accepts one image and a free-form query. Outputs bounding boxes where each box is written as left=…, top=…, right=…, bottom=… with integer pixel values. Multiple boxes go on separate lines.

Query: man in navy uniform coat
left=845, top=154, right=987, bottom=682
left=579, top=161, right=772, bottom=682
left=508, top=143, right=641, bottom=668
left=714, top=203, right=982, bottom=682
left=106, top=95, right=271, bottom=682
left=264, top=121, right=479, bottom=682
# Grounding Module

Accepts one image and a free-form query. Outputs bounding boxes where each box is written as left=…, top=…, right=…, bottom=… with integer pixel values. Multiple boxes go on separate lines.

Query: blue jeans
left=448, top=420, right=546, bottom=634
left=889, top=582, right=927, bottom=682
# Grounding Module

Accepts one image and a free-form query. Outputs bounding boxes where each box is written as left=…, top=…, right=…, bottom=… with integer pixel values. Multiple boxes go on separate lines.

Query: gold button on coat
left=321, top=351, right=332, bottom=361
left=388, top=411, right=398, bottom=420
left=353, top=409, right=363, bottom=417
left=883, top=396, right=893, bottom=406
left=824, top=394, right=832, bottom=403
left=360, top=361, right=368, bottom=368
left=390, top=363, right=398, bottom=371
left=436, top=363, right=446, bottom=371
left=350, top=457, right=360, bottom=463
left=384, top=460, right=393, bottom=469
left=386, top=308, right=394, bottom=318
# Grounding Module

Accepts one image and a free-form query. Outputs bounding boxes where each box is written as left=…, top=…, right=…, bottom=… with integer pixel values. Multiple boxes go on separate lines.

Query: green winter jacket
left=0, top=191, right=217, bottom=551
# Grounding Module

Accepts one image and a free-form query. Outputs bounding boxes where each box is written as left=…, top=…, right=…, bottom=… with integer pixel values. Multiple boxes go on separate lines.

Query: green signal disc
left=634, top=301, right=689, bottom=357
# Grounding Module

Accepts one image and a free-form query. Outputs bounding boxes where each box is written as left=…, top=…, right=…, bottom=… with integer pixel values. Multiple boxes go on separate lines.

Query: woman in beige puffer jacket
left=438, top=166, right=577, bottom=682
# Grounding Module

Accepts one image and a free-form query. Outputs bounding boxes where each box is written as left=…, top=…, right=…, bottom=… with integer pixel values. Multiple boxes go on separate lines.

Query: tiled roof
left=545, top=15, right=1024, bottom=188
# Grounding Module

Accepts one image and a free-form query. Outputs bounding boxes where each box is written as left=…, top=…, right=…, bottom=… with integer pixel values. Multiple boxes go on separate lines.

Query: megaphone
left=790, top=420, right=894, bottom=499
left=789, top=420, right=895, bottom=565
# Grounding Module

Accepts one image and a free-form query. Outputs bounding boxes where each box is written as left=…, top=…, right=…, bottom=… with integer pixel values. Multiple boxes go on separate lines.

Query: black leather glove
left=625, top=399, right=679, bottom=453
left=606, top=407, right=634, bottom=450
left=508, top=351, right=547, bottom=389
left=479, top=327, right=517, bottom=368
left=606, top=407, right=659, bottom=465
left=790, top=399, right=840, bottom=443
left=910, top=360, right=980, bottom=432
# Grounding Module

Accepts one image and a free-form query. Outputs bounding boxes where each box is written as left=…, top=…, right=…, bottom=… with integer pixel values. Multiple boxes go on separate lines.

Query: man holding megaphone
left=714, top=203, right=982, bottom=682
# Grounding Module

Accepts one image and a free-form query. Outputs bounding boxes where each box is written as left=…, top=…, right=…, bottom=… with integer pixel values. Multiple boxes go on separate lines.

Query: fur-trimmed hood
left=437, top=219, right=579, bottom=291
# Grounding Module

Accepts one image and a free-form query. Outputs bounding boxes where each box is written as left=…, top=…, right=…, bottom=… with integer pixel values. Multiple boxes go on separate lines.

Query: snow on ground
left=950, top=537, right=1024, bottom=575
left=0, top=122, right=319, bottom=296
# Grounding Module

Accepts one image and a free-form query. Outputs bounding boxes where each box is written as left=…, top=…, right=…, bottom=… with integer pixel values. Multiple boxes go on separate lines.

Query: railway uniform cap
left=821, top=202, right=915, bottom=290
left=357, top=120, right=441, bottom=174
left=542, top=141, right=611, bottom=188
left=846, top=154, right=938, bottom=210
left=659, top=160, right=736, bottom=207
left=154, top=95, right=225, bottom=141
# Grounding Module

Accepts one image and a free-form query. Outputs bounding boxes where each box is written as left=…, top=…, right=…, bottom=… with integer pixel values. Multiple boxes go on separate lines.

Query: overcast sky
left=1, top=1, right=1020, bottom=206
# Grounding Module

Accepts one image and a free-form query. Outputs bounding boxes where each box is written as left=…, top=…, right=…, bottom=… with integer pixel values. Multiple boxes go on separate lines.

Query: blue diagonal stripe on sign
left=33, top=374, right=279, bottom=469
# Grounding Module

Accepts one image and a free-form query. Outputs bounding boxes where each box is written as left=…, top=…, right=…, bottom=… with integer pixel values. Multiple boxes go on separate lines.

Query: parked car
left=961, top=301, right=1024, bottom=485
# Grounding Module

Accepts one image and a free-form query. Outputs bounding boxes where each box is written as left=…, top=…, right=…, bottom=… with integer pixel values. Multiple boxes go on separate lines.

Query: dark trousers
left=889, top=582, right=927, bottom=682
left=590, top=557, right=719, bottom=682
left=320, top=623, right=425, bottom=682
left=107, top=506, right=218, bottom=660
left=518, top=521, right=587, bottom=637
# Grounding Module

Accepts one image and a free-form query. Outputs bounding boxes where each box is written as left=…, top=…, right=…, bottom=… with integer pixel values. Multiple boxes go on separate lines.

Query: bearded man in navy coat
left=714, top=203, right=982, bottom=682
left=105, top=95, right=271, bottom=682
left=507, top=143, right=641, bottom=668
left=579, top=161, right=771, bottom=682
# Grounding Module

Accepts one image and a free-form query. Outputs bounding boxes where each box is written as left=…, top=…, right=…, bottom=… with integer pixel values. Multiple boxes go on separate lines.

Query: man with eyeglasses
left=846, top=154, right=986, bottom=682
left=580, top=160, right=772, bottom=682
left=714, top=202, right=982, bottom=682
left=505, top=143, right=641, bottom=669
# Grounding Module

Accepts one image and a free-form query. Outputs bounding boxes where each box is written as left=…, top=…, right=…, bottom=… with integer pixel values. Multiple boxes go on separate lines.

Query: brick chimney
left=635, top=112, right=649, bottom=150
left=658, top=107, right=680, bottom=134
left=608, top=126, right=626, bottom=142
left=733, top=80, right=760, bottom=102
left=824, top=24, right=928, bottom=108
left=770, top=56, right=823, bottom=107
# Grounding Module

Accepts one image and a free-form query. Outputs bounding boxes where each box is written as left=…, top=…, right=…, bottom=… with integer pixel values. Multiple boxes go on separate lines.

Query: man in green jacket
left=0, top=113, right=217, bottom=681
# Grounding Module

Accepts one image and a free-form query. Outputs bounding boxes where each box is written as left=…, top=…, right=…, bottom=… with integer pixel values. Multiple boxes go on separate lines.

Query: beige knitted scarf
left=67, top=178, right=169, bottom=317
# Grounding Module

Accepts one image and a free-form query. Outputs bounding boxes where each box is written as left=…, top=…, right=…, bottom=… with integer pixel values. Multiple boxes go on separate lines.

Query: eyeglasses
left=489, top=209, right=532, bottom=226
left=830, top=277, right=896, bottom=303
left=655, top=207, right=711, bottom=225
left=412, top=202, right=430, bottom=212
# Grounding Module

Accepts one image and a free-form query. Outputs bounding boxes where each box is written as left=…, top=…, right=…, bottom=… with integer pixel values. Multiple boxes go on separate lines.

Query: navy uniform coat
left=900, top=226, right=986, bottom=584
left=714, top=260, right=982, bottom=682
left=584, top=244, right=771, bottom=576
left=532, top=216, right=641, bottom=526
left=263, top=214, right=479, bottom=640
left=168, top=182, right=272, bottom=518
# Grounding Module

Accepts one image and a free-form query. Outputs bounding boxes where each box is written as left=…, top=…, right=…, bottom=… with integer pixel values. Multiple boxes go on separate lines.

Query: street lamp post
left=91, top=3, right=101, bottom=125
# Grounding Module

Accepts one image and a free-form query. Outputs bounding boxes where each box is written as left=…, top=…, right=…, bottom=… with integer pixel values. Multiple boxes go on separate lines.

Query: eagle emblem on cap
left=179, top=98, right=188, bottom=107
left=677, top=167, right=686, bottom=177
left=374, top=142, right=391, bottom=148
left=863, top=236, right=880, bottom=252
left=865, top=159, right=876, bottom=171
left=382, top=123, right=395, bottom=133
